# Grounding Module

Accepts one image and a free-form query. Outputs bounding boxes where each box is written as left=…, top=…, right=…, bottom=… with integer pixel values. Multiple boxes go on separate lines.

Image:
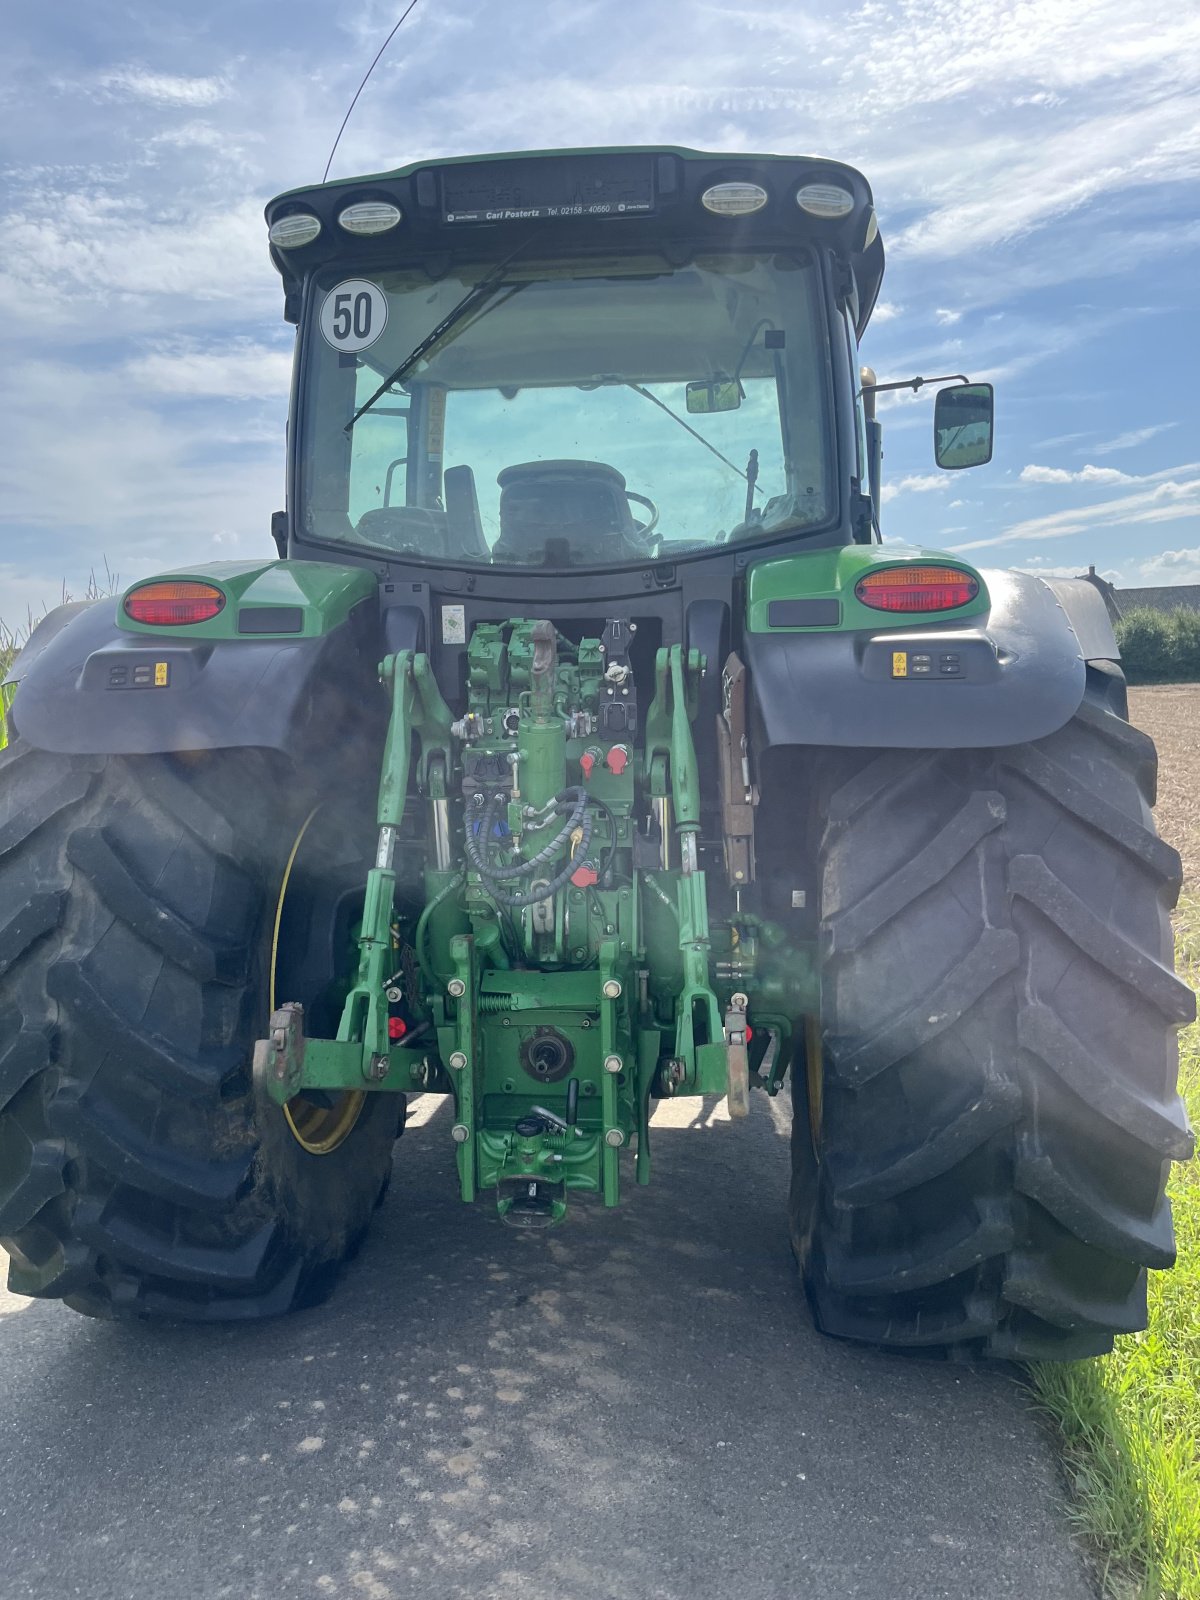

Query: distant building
left=1075, top=566, right=1200, bottom=622
left=1113, top=585, right=1200, bottom=615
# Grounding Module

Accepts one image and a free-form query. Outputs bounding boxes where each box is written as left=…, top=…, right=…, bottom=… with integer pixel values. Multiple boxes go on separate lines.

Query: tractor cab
left=266, top=148, right=886, bottom=575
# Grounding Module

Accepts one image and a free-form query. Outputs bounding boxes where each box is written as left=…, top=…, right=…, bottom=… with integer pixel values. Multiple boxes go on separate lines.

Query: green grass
left=0, top=633, right=15, bottom=751
left=1031, top=899, right=1200, bottom=1599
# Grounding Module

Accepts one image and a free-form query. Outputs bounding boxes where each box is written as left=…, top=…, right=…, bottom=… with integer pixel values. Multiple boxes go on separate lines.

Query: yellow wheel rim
left=804, top=1013, right=824, bottom=1158
left=272, top=809, right=366, bottom=1156
left=281, top=1090, right=365, bottom=1156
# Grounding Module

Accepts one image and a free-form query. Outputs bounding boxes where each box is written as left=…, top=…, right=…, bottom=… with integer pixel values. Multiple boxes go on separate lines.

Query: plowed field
left=1129, top=685, right=1200, bottom=892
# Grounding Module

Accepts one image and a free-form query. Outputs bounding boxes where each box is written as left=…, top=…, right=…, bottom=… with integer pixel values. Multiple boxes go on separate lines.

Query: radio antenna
left=322, top=0, right=423, bottom=184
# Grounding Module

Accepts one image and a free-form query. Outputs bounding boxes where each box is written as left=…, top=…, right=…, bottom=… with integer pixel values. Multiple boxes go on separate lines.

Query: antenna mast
left=323, top=0, right=423, bottom=184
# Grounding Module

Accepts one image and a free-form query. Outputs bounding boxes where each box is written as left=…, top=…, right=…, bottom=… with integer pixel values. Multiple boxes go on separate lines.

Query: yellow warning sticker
left=154, top=661, right=169, bottom=687
left=892, top=651, right=908, bottom=678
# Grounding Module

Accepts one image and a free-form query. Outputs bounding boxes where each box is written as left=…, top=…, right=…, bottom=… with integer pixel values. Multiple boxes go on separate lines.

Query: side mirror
left=934, top=382, right=994, bottom=469
left=686, top=380, right=741, bottom=415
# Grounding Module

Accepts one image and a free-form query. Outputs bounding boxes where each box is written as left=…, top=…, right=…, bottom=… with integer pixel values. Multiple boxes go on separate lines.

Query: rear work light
left=796, top=182, right=855, bottom=218
left=855, top=565, right=979, bottom=613
left=268, top=212, right=321, bottom=249
left=124, top=581, right=226, bottom=626
left=701, top=182, right=769, bottom=216
left=337, top=200, right=402, bottom=235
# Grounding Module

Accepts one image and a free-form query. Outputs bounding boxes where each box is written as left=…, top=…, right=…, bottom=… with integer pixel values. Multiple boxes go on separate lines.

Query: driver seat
left=494, top=460, right=637, bottom=563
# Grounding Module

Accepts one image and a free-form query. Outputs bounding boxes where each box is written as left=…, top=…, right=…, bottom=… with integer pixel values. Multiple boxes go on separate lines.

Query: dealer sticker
left=441, top=604, right=466, bottom=644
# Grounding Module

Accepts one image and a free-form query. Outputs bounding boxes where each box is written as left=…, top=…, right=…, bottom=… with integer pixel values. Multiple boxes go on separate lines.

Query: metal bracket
left=449, top=933, right=479, bottom=1203
left=724, top=992, right=750, bottom=1119
left=253, top=1002, right=306, bottom=1103
left=717, top=652, right=757, bottom=888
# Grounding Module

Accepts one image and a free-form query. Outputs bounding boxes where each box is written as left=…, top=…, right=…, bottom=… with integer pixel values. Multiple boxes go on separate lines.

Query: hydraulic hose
left=580, top=792, right=620, bottom=887
left=466, top=787, right=595, bottom=909
left=415, top=871, right=464, bottom=990
left=484, top=851, right=589, bottom=908
left=465, top=789, right=588, bottom=881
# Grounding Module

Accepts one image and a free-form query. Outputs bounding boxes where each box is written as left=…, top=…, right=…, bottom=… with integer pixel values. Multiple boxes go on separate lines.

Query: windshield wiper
left=622, top=381, right=763, bottom=495
left=345, top=238, right=534, bottom=433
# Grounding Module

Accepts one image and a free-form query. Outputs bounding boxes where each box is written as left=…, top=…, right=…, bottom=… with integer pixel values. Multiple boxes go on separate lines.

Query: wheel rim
left=272, top=808, right=366, bottom=1156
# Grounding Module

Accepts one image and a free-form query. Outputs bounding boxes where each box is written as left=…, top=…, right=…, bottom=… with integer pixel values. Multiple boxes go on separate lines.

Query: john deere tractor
left=1, top=148, right=1192, bottom=1356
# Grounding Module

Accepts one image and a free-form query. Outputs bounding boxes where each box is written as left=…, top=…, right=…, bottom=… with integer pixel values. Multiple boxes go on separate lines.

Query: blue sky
left=2, top=0, right=1198, bottom=620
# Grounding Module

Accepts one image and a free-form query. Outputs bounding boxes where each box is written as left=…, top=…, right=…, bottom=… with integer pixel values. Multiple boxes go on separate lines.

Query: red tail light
left=855, top=565, right=979, bottom=613
left=124, top=581, right=225, bottom=626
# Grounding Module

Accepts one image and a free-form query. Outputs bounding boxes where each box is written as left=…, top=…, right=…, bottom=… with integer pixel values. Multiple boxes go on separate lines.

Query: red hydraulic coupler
left=579, top=745, right=604, bottom=781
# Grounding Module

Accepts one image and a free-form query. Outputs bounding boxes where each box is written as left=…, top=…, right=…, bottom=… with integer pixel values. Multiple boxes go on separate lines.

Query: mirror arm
left=861, top=372, right=970, bottom=396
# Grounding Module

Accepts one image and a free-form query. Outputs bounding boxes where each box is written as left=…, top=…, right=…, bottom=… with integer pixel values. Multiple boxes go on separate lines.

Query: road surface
left=0, top=1092, right=1094, bottom=1600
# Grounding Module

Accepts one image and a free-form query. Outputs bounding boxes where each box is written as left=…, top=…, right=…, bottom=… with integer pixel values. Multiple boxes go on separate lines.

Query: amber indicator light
left=855, top=565, right=979, bottom=613
left=124, top=581, right=226, bottom=626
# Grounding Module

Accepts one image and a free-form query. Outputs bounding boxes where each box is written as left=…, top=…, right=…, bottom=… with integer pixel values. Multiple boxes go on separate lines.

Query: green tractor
left=1, top=148, right=1192, bottom=1356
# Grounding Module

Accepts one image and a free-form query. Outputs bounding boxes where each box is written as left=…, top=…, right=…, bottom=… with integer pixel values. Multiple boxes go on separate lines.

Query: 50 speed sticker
left=319, top=280, right=388, bottom=353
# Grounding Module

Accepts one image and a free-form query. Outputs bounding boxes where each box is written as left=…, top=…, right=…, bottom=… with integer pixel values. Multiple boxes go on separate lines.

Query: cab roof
left=265, top=145, right=885, bottom=336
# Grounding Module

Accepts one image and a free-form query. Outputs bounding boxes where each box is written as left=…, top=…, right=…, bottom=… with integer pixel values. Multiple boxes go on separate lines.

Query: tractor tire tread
left=796, top=668, right=1194, bottom=1360
left=0, top=739, right=396, bottom=1321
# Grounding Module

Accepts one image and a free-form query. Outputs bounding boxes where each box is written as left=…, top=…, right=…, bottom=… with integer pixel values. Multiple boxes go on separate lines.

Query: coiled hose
left=465, top=788, right=595, bottom=909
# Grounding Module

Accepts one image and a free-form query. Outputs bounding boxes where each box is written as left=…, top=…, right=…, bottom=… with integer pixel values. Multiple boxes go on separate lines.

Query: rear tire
left=792, top=666, right=1195, bottom=1359
left=0, top=742, right=401, bottom=1321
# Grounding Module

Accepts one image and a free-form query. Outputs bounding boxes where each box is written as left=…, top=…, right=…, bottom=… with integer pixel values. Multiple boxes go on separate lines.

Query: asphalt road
left=0, top=1092, right=1095, bottom=1600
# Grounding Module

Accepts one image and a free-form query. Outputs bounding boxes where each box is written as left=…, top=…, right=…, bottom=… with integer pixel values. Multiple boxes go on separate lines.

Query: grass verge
left=0, top=634, right=14, bottom=751
left=1031, top=897, right=1200, bottom=1599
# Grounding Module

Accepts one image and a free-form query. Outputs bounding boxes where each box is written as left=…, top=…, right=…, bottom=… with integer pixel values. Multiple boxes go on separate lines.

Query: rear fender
left=7, top=562, right=385, bottom=759
left=745, top=569, right=1118, bottom=750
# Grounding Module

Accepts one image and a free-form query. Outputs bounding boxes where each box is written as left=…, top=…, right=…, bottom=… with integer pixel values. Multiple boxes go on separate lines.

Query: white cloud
left=1134, top=546, right=1200, bottom=584
left=867, top=0, right=1200, bottom=263
left=1092, top=421, right=1178, bottom=455
left=0, top=191, right=275, bottom=337
left=934, top=308, right=961, bottom=325
left=125, top=341, right=293, bottom=401
left=149, top=121, right=263, bottom=175
left=1042, top=430, right=1092, bottom=449
left=891, top=97, right=1200, bottom=260
left=96, top=67, right=230, bottom=108
left=1020, top=464, right=1134, bottom=486
left=951, top=469, right=1200, bottom=552
left=0, top=358, right=283, bottom=580
left=880, top=473, right=951, bottom=504
left=870, top=301, right=903, bottom=322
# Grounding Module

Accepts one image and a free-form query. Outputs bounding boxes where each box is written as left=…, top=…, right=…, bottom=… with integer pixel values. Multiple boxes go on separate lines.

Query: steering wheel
left=626, top=491, right=660, bottom=540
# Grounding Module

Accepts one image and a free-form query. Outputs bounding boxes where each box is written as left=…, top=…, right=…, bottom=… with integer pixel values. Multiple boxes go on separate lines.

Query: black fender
left=7, top=597, right=385, bottom=760
left=744, top=570, right=1120, bottom=750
